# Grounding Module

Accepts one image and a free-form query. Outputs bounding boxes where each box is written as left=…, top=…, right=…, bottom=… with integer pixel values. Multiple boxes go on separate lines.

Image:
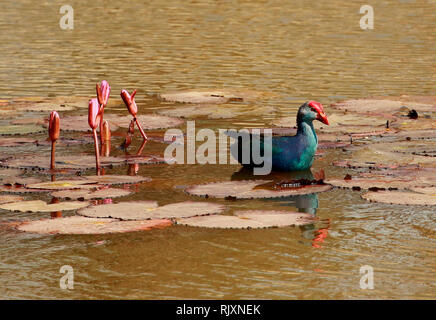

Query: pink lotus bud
left=48, top=111, right=60, bottom=142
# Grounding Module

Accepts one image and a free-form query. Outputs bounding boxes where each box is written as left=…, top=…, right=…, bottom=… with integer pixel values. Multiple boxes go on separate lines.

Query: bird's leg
left=134, top=117, right=148, bottom=141
left=92, top=129, right=101, bottom=175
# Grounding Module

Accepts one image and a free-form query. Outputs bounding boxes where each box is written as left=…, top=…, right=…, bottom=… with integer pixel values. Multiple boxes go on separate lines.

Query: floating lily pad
left=177, top=210, right=314, bottom=229
left=158, top=104, right=277, bottom=120
left=362, top=191, right=436, bottom=206
left=0, top=168, right=22, bottom=178
left=0, top=185, right=50, bottom=194
left=392, top=118, right=436, bottom=131
left=44, top=115, right=114, bottom=132
left=334, top=144, right=436, bottom=170
left=104, top=114, right=184, bottom=130
left=82, top=175, right=151, bottom=185
left=0, top=200, right=90, bottom=212
left=324, top=177, right=415, bottom=191
left=0, top=195, right=23, bottom=204
left=25, top=180, right=96, bottom=190
left=0, top=137, right=37, bottom=147
left=186, top=180, right=332, bottom=199
left=157, top=89, right=269, bottom=104
left=16, top=216, right=172, bottom=234
left=273, top=111, right=390, bottom=133
left=1, top=176, right=42, bottom=186
left=409, top=186, right=436, bottom=195
left=0, top=124, right=45, bottom=136
left=11, top=96, right=90, bottom=112
left=376, top=140, right=436, bottom=157
left=0, top=155, right=127, bottom=171
left=331, top=98, right=434, bottom=114
left=57, top=114, right=183, bottom=132
left=78, top=201, right=225, bottom=220
left=123, top=155, right=167, bottom=165
left=384, top=130, right=436, bottom=141
left=51, top=188, right=132, bottom=200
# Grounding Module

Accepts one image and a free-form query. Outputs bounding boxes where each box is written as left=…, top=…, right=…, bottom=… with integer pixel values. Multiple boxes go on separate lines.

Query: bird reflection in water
left=231, top=167, right=330, bottom=247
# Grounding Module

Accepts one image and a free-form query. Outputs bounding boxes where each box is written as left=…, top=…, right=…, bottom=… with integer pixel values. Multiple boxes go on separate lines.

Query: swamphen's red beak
left=309, top=100, right=329, bottom=125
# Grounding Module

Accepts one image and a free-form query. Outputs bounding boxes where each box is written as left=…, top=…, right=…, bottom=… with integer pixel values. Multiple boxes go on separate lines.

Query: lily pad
left=0, top=124, right=45, bottom=136
left=0, top=185, right=50, bottom=194
left=158, top=104, right=277, bottom=120
left=0, top=155, right=127, bottom=171
left=362, top=191, right=436, bottom=206
left=409, top=187, right=436, bottom=195
left=11, top=96, right=90, bottom=112
left=0, top=195, right=23, bottom=204
left=324, top=177, right=416, bottom=191
left=0, top=200, right=90, bottom=212
left=157, top=89, right=269, bottom=104
left=82, top=175, right=151, bottom=185
left=78, top=201, right=225, bottom=220
left=1, top=176, right=42, bottom=186
left=177, top=210, right=314, bottom=229
left=16, top=216, right=172, bottom=234
left=104, top=114, right=184, bottom=130
left=51, top=188, right=132, bottom=200
left=0, top=168, right=22, bottom=178
left=25, top=180, right=97, bottom=190
left=0, top=137, right=37, bottom=147
left=334, top=144, right=436, bottom=170
left=185, top=180, right=332, bottom=199
left=43, top=115, right=115, bottom=132
left=331, top=98, right=435, bottom=115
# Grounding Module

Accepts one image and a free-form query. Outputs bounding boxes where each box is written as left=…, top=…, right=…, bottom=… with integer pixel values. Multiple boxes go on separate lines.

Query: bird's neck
left=297, top=120, right=318, bottom=145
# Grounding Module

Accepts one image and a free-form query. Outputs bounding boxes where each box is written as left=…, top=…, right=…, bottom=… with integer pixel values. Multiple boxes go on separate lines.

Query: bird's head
left=297, top=101, right=329, bottom=125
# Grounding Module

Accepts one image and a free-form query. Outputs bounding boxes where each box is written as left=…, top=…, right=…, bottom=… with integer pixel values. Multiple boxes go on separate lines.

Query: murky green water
left=0, top=0, right=435, bottom=299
